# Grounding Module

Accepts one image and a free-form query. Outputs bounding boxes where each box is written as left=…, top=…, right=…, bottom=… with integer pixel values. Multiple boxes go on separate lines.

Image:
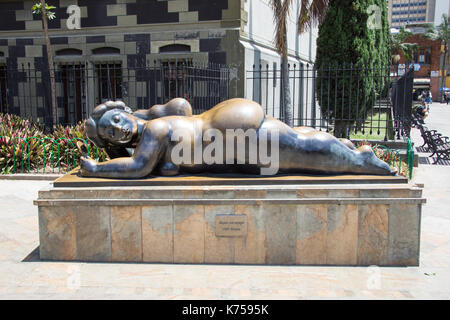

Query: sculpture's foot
left=390, top=167, right=398, bottom=176
left=358, top=145, right=395, bottom=175
left=158, top=162, right=180, bottom=176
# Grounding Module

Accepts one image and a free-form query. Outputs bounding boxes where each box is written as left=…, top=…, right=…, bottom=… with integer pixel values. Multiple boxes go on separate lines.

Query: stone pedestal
left=34, top=171, right=425, bottom=265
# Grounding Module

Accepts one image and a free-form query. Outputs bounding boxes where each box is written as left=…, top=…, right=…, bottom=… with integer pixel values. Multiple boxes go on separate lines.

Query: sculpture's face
left=98, top=109, right=137, bottom=145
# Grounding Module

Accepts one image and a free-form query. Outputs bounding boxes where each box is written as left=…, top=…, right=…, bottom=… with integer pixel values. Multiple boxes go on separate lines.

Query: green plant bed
left=0, top=113, right=105, bottom=174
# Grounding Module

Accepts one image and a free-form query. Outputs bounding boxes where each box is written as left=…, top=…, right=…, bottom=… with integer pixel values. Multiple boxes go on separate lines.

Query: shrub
left=0, top=113, right=45, bottom=173
left=51, top=122, right=105, bottom=172
left=315, top=0, right=391, bottom=138
left=0, top=113, right=105, bottom=174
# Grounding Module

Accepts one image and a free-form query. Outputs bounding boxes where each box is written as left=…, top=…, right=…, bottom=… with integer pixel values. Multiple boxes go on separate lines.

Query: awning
left=413, top=78, right=430, bottom=88
left=414, top=78, right=430, bottom=84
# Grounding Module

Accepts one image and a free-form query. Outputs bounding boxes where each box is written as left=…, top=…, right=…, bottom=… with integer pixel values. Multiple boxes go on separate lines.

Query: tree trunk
left=281, top=35, right=293, bottom=127
left=334, top=119, right=352, bottom=138
left=40, top=0, right=57, bottom=129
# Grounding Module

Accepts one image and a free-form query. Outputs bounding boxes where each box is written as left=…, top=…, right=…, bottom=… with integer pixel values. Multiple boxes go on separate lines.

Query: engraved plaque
left=215, top=214, right=247, bottom=237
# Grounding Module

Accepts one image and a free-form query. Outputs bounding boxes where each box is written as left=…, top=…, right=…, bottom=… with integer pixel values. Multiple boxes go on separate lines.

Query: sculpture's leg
left=293, top=127, right=356, bottom=150
left=260, top=119, right=395, bottom=175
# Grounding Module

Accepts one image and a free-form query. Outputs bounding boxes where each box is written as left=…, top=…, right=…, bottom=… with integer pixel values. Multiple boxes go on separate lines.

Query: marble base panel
left=35, top=179, right=425, bottom=266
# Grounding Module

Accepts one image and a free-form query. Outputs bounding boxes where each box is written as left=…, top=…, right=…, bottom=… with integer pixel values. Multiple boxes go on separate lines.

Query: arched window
left=56, top=48, right=82, bottom=56
left=159, top=44, right=191, bottom=53
left=92, top=47, right=120, bottom=55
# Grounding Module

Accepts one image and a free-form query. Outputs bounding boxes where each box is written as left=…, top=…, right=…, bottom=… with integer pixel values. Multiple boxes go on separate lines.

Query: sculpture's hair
left=86, top=101, right=132, bottom=148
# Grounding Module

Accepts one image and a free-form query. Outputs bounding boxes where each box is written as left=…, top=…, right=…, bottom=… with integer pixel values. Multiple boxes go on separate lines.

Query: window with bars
left=60, top=64, right=86, bottom=125
left=0, top=65, right=7, bottom=114
left=0, top=65, right=8, bottom=113
left=413, top=47, right=431, bottom=65
left=95, top=63, right=123, bottom=103
left=160, top=59, right=193, bottom=103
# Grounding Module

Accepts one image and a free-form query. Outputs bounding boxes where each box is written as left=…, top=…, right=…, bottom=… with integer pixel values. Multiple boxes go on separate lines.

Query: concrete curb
left=0, top=174, right=62, bottom=181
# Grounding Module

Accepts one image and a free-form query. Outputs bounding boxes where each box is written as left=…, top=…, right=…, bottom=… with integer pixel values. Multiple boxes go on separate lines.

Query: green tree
left=32, top=1, right=57, bottom=129
left=315, top=0, right=390, bottom=137
left=270, top=0, right=329, bottom=127
left=390, top=27, right=417, bottom=64
left=423, top=14, right=449, bottom=101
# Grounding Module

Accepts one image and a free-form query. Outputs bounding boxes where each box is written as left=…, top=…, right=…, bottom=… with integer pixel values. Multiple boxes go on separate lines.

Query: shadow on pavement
left=418, top=156, right=450, bottom=166
left=22, top=246, right=40, bottom=262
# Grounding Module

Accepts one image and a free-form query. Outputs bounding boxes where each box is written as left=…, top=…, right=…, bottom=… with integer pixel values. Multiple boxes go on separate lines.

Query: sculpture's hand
left=80, top=156, right=98, bottom=177
left=102, top=100, right=132, bottom=113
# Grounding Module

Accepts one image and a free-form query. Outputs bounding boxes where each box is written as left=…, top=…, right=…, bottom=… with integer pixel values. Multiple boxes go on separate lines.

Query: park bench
left=417, top=124, right=442, bottom=151
left=415, top=123, right=450, bottom=164
left=411, top=113, right=425, bottom=126
left=428, top=135, right=450, bottom=164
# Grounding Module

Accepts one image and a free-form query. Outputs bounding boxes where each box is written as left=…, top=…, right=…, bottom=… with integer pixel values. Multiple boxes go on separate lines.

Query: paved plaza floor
left=0, top=103, right=450, bottom=299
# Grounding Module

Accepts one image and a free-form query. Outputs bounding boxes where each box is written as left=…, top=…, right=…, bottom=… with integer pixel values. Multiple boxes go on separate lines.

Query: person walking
left=423, top=90, right=432, bottom=111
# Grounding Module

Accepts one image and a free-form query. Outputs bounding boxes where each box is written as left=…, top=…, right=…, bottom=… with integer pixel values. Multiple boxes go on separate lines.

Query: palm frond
left=298, top=0, right=329, bottom=34
left=270, top=0, right=293, bottom=57
left=271, top=0, right=329, bottom=55
left=400, top=43, right=417, bottom=61
left=423, top=30, right=439, bottom=41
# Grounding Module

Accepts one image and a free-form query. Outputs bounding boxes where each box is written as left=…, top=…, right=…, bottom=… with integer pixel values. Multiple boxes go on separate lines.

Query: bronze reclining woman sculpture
left=87, top=98, right=193, bottom=159
left=81, top=98, right=396, bottom=178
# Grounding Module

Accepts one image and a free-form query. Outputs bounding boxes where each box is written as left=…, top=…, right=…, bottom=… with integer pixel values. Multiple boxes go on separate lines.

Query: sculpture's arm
left=80, top=120, right=170, bottom=178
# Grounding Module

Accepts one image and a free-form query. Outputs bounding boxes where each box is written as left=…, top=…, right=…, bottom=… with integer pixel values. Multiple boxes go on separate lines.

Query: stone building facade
left=397, top=33, right=442, bottom=101
left=0, top=0, right=317, bottom=125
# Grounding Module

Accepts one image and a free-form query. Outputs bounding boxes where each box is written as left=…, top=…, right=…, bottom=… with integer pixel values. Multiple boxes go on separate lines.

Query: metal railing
left=0, top=135, right=105, bottom=174
left=246, top=63, right=414, bottom=141
left=406, top=138, right=414, bottom=179
left=0, top=133, right=413, bottom=179
left=0, top=60, right=231, bottom=128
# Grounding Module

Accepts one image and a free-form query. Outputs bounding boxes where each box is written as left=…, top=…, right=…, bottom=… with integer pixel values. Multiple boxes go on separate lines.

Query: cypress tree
left=315, top=0, right=390, bottom=137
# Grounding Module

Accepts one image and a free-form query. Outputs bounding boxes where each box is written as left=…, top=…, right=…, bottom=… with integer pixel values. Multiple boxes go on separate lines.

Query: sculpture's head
left=86, top=101, right=138, bottom=148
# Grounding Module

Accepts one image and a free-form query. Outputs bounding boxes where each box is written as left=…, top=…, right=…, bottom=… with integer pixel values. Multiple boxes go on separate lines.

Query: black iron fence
left=391, top=67, right=414, bottom=139
left=247, top=63, right=414, bottom=141
left=0, top=60, right=231, bottom=128
left=1, top=60, right=415, bottom=141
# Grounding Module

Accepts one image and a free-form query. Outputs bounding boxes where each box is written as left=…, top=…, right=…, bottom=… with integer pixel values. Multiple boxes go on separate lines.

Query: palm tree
left=391, top=26, right=417, bottom=65
left=32, top=1, right=57, bottom=129
left=270, top=0, right=329, bottom=127
left=423, top=14, right=449, bottom=101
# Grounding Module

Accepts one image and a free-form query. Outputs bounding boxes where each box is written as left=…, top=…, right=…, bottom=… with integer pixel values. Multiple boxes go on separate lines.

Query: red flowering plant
left=49, top=121, right=105, bottom=172
left=356, top=140, right=409, bottom=178
left=0, top=113, right=45, bottom=173
left=1, top=114, right=105, bottom=174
